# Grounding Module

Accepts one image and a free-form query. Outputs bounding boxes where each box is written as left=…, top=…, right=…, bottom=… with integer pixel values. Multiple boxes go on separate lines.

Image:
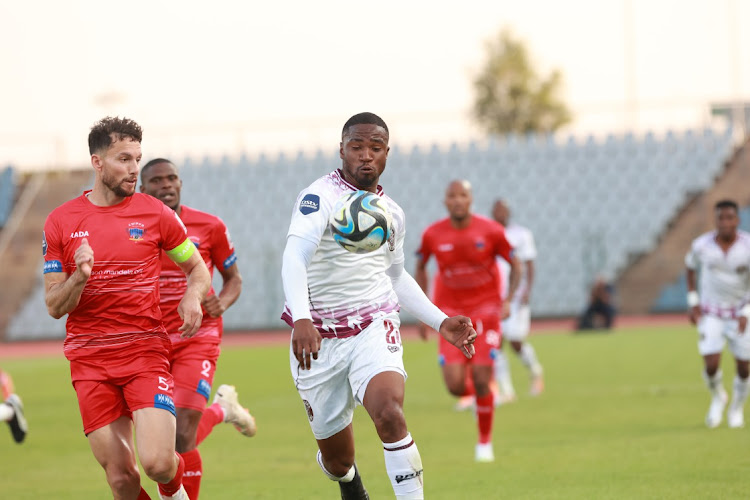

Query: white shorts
left=289, top=312, right=407, bottom=440
left=501, top=302, right=531, bottom=341
left=697, top=315, right=750, bottom=360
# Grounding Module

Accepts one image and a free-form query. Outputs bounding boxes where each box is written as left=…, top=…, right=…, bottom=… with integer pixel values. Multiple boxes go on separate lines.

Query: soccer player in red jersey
left=140, top=158, right=255, bottom=499
left=43, top=117, right=211, bottom=500
left=416, top=179, right=520, bottom=462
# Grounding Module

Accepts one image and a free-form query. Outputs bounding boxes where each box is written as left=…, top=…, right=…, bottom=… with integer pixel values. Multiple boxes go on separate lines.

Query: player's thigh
left=72, top=377, right=130, bottom=436
left=727, top=320, right=750, bottom=361
left=504, top=304, right=531, bottom=341
left=350, top=313, right=407, bottom=405
left=290, top=335, right=356, bottom=440
left=472, top=315, right=502, bottom=366
left=698, top=315, right=727, bottom=356
left=133, top=407, right=177, bottom=467
left=440, top=362, right=468, bottom=394
left=171, top=340, right=220, bottom=411
left=87, top=415, right=138, bottom=471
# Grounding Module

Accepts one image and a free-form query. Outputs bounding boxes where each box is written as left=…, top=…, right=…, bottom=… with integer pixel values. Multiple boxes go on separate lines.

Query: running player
left=43, top=117, right=211, bottom=500
left=140, top=158, right=255, bottom=499
left=686, top=199, right=750, bottom=428
left=416, top=180, right=521, bottom=462
left=0, top=369, right=27, bottom=443
left=492, top=199, right=544, bottom=400
left=281, top=112, right=477, bottom=499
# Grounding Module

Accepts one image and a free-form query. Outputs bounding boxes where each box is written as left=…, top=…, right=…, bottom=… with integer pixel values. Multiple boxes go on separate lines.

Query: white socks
left=383, top=433, right=424, bottom=499
left=519, top=343, right=543, bottom=377
left=731, top=376, right=750, bottom=409
left=703, top=369, right=724, bottom=396
left=316, top=450, right=356, bottom=482
left=493, top=350, right=516, bottom=397
left=0, top=402, right=13, bottom=422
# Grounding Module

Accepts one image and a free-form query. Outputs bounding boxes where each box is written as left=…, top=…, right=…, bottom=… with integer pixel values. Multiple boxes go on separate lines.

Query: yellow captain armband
left=166, top=238, right=196, bottom=264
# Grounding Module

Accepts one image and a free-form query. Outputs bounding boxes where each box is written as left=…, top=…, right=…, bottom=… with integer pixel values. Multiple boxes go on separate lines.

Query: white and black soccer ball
left=329, top=190, right=392, bottom=254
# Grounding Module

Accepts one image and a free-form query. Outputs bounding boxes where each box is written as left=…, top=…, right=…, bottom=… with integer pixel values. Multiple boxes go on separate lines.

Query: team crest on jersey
left=303, top=399, right=314, bottom=422
left=475, top=239, right=486, bottom=250
left=42, top=231, right=48, bottom=256
left=127, top=222, right=146, bottom=241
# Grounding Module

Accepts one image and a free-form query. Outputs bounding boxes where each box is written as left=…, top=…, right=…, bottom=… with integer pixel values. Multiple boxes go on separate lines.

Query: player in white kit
left=281, top=112, right=477, bottom=500
left=685, top=200, right=750, bottom=428
left=492, top=200, right=544, bottom=400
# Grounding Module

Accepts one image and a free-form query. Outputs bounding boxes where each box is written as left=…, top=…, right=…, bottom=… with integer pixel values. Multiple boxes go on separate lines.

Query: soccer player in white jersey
left=492, top=200, right=544, bottom=400
left=685, top=199, right=750, bottom=428
left=281, top=112, right=477, bottom=500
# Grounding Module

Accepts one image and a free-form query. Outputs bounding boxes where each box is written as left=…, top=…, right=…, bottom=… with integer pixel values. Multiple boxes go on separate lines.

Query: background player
left=281, top=112, right=477, bottom=499
left=0, top=368, right=27, bottom=444
left=140, top=159, right=255, bottom=499
left=492, top=199, right=544, bottom=401
left=416, top=180, right=521, bottom=462
left=43, top=117, right=211, bottom=500
left=686, top=199, right=750, bottom=429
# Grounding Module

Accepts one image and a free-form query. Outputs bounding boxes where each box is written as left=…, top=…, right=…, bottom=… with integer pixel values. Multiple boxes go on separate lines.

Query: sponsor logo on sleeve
left=154, top=394, right=176, bottom=416
left=43, top=260, right=63, bottom=274
left=42, top=231, right=48, bottom=256
left=127, top=222, right=146, bottom=241
left=299, top=194, right=320, bottom=215
left=196, top=379, right=211, bottom=399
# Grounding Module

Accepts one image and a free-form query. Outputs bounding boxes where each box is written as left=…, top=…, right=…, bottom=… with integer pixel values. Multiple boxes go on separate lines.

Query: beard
left=102, top=169, right=135, bottom=198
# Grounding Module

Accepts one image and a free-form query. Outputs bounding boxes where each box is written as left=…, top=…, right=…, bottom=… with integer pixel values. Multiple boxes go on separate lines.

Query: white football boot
left=475, top=443, right=495, bottom=463
left=214, top=384, right=257, bottom=437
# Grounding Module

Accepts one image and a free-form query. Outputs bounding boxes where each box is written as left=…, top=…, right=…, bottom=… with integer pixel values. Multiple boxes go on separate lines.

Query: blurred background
left=2, top=0, right=750, bottom=341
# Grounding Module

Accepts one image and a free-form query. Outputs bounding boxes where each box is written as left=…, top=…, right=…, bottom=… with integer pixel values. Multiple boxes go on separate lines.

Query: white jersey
left=499, top=222, right=537, bottom=303
left=685, top=230, right=750, bottom=316
left=281, top=169, right=406, bottom=337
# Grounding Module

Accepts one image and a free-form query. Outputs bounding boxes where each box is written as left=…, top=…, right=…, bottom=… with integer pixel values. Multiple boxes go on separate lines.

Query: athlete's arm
left=503, top=255, right=522, bottom=319
left=170, top=247, right=211, bottom=337
left=523, top=259, right=535, bottom=304
left=203, top=264, right=242, bottom=318
left=686, top=267, right=700, bottom=325
left=282, top=235, right=320, bottom=370
left=414, top=255, right=432, bottom=340
left=387, top=258, right=476, bottom=358
left=44, top=238, right=93, bottom=318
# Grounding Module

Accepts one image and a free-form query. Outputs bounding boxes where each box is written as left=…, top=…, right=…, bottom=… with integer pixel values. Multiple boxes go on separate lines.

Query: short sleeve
left=42, top=213, right=65, bottom=274
left=287, top=188, right=332, bottom=245
left=685, top=242, right=698, bottom=269
left=160, top=204, right=189, bottom=251
left=211, top=217, right=237, bottom=272
left=519, top=228, right=538, bottom=261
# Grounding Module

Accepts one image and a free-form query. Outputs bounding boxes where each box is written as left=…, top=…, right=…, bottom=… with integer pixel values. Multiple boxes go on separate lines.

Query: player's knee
left=371, top=402, right=407, bottom=440
left=320, top=453, right=354, bottom=478
left=141, top=452, right=176, bottom=483
left=106, top=463, right=140, bottom=493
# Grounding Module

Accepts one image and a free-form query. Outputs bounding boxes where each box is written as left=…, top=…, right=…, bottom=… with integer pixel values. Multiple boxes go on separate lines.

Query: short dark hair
left=88, top=116, right=143, bottom=155
left=341, top=112, right=389, bottom=138
left=715, top=199, right=739, bottom=212
left=140, top=158, right=175, bottom=182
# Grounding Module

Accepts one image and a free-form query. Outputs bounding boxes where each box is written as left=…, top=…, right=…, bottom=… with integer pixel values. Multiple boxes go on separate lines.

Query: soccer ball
left=330, top=190, right=392, bottom=253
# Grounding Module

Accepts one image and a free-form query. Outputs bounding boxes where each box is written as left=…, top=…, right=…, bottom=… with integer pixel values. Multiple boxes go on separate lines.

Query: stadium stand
left=0, top=166, right=14, bottom=227
left=5, top=127, right=737, bottom=339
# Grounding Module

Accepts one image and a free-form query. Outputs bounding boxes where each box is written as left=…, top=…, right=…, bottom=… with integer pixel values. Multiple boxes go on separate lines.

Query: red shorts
left=439, top=314, right=502, bottom=366
left=70, top=350, right=175, bottom=435
left=170, top=339, right=221, bottom=412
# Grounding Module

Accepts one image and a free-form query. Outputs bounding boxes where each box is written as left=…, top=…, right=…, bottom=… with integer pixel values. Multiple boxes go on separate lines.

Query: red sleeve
left=42, top=213, right=66, bottom=274
left=494, top=224, right=515, bottom=263
left=159, top=203, right=188, bottom=250
left=211, top=217, right=237, bottom=272
left=416, top=227, right=433, bottom=262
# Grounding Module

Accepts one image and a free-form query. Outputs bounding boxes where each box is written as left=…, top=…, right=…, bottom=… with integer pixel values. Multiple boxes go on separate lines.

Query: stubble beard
left=102, top=170, right=135, bottom=198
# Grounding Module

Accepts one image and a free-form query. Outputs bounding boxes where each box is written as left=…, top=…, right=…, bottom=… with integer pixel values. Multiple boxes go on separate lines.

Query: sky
left=0, top=0, right=748, bottom=170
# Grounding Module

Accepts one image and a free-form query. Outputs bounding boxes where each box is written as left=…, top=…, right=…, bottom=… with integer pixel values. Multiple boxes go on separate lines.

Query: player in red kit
left=416, top=180, right=520, bottom=462
left=140, top=158, right=255, bottom=500
left=43, top=117, right=211, bottom=500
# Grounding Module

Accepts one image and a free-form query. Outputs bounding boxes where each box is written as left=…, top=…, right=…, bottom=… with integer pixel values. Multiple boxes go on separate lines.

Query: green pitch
left=2, top=324, right=750, bottom=499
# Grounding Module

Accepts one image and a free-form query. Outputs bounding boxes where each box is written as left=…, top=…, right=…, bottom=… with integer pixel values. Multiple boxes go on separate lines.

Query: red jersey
left=159, top=205, right=236, bottom=344
left=417, top=214, right=514, bottom=315
left=43, top=191, right=190, bottom=360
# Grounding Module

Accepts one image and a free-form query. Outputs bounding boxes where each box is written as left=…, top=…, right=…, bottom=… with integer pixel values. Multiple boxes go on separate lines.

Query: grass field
left=2, top=324, right=750, bottom=499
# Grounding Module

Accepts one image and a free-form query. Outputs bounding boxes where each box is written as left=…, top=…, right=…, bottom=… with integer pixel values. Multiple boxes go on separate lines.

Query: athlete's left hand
left=202, top=294, right=226, bottom=318
left=439, top=316, right=477, bottom=359
left=740, top=316, right=747, bottom=334
left=178, top=294, right=204, bottom=337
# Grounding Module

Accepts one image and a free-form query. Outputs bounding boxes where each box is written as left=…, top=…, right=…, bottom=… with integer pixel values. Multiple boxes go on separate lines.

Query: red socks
left=476, top=392, right=494, bottom=444
left=157, top=452, right=185, bottom=497
left=196, top=403, right=224, bottom=446
left=180, top=449, right=203, bottom=500
left=137, top=487, right=152, bottom=499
